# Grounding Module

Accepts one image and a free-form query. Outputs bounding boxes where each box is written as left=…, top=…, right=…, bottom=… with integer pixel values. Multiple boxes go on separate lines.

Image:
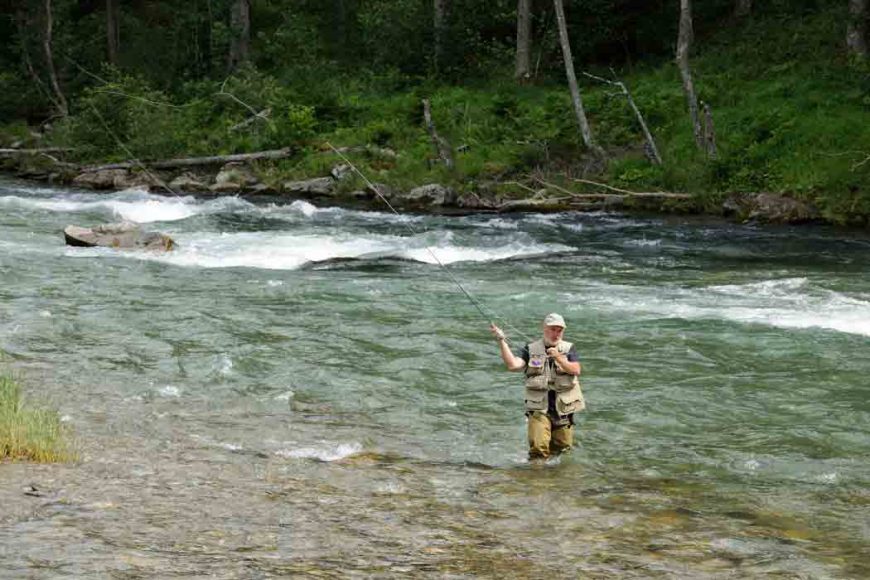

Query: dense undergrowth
left=2, top=8, right=868, bottom=224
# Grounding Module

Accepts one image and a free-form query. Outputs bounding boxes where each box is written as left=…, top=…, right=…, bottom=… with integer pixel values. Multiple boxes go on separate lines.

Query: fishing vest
left=523, top=339, right=586, bottom=416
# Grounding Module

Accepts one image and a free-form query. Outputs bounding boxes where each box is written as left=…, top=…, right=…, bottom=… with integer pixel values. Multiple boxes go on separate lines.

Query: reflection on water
left=0, top=179, right=868, bottom=577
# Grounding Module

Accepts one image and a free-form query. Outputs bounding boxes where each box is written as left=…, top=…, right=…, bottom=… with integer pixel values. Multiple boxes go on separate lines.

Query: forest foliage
left=0, top=0, right=868, bottom=222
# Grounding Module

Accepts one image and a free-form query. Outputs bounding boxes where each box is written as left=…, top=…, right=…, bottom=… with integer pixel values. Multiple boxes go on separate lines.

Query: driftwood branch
left=422, top=98, right=455, bottom=170
left=229, top=108, right=271, bottom=131
left=582, top=71, right=662, bottom=165
left=571, top=177, right=691, bottom=198
left=503, top=180, right=540, bottom=195
left=83, top=148, right=294, bottom=172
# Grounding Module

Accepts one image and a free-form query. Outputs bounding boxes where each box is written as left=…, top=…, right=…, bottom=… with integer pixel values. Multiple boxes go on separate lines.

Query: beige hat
left=543, top=313, right=566, bottom=328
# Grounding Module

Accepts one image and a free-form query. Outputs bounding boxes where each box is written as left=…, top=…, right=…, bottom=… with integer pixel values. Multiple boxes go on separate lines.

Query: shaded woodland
left=1, top=1, right=868, bottom=222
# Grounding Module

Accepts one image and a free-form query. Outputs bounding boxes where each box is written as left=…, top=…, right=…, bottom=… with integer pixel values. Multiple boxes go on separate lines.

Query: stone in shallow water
left=63, top=222, right=176, bottom=251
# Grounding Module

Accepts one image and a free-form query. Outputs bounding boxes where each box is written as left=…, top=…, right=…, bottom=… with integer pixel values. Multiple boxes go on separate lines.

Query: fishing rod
left=326, top=141, right=534, bottom=346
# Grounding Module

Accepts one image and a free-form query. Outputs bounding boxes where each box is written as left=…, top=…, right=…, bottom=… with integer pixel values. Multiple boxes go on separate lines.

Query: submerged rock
left=63, top=222, right=176, bottom=251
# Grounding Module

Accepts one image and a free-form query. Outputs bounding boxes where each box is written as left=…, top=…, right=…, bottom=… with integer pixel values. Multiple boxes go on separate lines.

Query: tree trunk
left=515, top=0, right=532, bottom=82
left=228, top=0, right=251, bottom=72
left=42, top=0, right=68, bottom=117
left=676, top=0, right=703, bottom=151
left=434, top=0, right=448, bottom=71
left=847, top=0, right=868, bottom=59
left=735, top=0, right=752, bottom=18
left=333, top=0, right=347, bottom=57
left=106, top=0, right=120, bottom=66
left=553, top=0, right=598, bottom=153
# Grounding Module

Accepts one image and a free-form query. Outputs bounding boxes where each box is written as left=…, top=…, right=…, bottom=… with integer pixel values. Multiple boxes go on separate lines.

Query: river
left=1, top=179, right=868, bottom=578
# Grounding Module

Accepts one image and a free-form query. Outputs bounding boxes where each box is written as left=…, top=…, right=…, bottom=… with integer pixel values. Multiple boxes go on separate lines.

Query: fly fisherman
left=491, top=313, right=585, bottom=460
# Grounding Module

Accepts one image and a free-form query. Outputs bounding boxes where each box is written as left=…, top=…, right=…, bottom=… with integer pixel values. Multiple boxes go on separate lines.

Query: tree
left=847, top=0, right=868, bottom=59
left=553, top=0, right=598, bottom=153
left=676, top=0, right=703, bottom=152
left=42, top=0, right=68, bottom=117
left=228, top=0, right=251, bottom=72
left=735, top=0, right=752, bottom=18
left=434, top=0, right=448, bottom=71
left=106, top=0, right=120, bottom=65
left=515, top=0, right=532, bottom=82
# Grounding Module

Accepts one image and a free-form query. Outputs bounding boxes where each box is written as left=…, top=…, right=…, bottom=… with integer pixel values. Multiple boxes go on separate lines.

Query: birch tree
left=676, top=0, right=703, bottom=151
left=553, top=0, right=599, bottom=153
left=515, top=0, right=532, bottom=82
left=847, top=0, right=868, bottom=59
left=42, top=0, right=68, bottom=117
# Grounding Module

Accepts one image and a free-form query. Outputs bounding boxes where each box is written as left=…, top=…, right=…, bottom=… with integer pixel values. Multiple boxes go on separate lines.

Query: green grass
left=0, top=373, right=74, bottom=463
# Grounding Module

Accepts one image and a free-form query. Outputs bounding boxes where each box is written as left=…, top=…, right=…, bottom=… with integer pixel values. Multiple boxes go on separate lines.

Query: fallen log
left=83, top=147, right=294, bottom=172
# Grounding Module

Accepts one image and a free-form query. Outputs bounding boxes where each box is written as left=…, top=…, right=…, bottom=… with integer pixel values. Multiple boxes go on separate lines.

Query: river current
left=0, top=179, right=868, bottom=578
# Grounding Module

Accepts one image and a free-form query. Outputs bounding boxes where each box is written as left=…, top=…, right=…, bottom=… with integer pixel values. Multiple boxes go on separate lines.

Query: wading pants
left=527, top=410, right=574, bottom=459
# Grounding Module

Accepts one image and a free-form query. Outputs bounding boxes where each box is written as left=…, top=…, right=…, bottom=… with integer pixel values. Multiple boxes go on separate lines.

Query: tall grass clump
left=0, top=373, right=74, bottom=463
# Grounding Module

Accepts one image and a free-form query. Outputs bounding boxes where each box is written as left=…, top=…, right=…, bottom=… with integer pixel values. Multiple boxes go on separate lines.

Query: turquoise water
left=1, top=179, right=868, bottom=577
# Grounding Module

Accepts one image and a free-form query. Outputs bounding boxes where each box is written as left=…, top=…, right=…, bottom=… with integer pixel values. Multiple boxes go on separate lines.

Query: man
left=491, top=313, right=585, bottom=459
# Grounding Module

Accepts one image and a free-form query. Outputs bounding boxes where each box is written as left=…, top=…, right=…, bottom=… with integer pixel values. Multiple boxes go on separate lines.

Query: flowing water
left=1, top=178, right=868, bottom=578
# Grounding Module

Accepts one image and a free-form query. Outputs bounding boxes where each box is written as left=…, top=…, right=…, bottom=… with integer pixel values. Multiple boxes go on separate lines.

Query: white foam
left=158, top=385, right=181, bottom=398
left=0, top=191, right=255, bottom=223
left=124, top=230, right=573, bottom=270
left=276, top=441, right=362, bottom=462
left=583, top=277, right=870, bottom=337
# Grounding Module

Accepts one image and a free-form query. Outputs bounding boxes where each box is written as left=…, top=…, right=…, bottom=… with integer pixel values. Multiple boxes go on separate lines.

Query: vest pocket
left=524, top=374, right=548, bottom=391
left=553, top=372, right=576, bottom=391
left=524, top=389, right=547, bottom=412
left=527, top=354, right=546, bottom=375
left=555, top=389, right=584, bottom=415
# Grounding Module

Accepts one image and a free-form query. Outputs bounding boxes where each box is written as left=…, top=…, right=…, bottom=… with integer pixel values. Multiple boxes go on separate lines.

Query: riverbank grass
left=0, top=373, right=74, bottom=463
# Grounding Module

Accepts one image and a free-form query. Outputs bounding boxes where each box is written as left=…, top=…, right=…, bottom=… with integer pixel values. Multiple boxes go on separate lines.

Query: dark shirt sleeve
left=519, top=344, right=530, bottom=364
left=566, top=345, right=578, bottom=363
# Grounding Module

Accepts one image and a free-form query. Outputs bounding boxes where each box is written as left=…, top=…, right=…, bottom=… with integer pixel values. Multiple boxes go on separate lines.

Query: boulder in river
left=282, top=177, right=336, bottom=198
left=63, top=222, right=176, bottom=251
left=396, top=183, right=456, bottom=208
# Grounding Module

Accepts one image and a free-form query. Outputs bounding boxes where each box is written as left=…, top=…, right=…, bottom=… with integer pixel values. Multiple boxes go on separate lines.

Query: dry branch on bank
left=83, top=148, right=294, bottom=172
left=582, top=71, right=662, bottom=165
left=422, top=98, right=455, bottom=170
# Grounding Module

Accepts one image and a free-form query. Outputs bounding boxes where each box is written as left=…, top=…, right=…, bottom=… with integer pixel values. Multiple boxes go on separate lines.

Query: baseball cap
left=543, top=313, right=566, bottom=328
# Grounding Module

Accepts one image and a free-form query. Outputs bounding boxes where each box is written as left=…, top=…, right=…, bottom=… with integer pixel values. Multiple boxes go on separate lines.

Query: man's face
left=543, top=324, right=565, bottom=345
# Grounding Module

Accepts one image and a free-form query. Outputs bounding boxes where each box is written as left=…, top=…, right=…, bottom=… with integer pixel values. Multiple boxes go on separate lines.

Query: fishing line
left=326, top=141, right=534, bottom=345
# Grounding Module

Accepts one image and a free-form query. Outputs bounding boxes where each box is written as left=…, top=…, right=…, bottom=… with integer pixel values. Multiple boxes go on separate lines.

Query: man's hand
left=490, top=323, right=506, bottom=342
left=546, top=347, right=563, bottom=360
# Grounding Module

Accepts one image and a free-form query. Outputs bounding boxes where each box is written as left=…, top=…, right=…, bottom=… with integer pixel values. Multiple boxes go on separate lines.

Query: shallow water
left=1, top=179, right=868, bottom=578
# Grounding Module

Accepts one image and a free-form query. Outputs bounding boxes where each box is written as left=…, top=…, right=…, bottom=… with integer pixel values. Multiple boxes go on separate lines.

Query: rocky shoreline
left=1, top=149, right=825, bottom=225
